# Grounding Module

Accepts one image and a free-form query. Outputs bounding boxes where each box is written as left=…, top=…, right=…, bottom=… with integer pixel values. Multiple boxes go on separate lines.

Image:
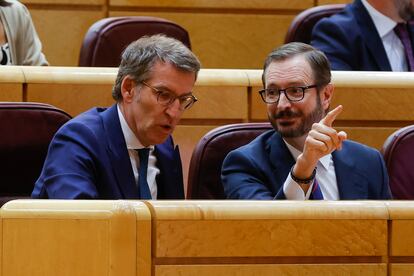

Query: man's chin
left=276, top=125, right=306, bottom=138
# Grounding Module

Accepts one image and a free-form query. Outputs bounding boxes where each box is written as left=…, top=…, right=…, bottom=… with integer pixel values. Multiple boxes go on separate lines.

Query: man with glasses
left=221, top=42, right=391, bottom=200
left=32, top=35, right=200, bottom=199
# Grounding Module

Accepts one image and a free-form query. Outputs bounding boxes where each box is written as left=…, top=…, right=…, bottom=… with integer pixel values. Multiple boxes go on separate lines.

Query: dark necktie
left=309, top=178, right=324, bottom=200
left=394, top=23, right=414, bottom=71
left=137, top=148, right=152, bottom=199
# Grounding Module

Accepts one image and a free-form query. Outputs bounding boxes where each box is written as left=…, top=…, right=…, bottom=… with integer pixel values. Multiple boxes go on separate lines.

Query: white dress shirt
left=361, top=0, right=407, bottom=71
left=282, top=140, right=340, bottom=200
left=117, top=104, right=160, bottom=199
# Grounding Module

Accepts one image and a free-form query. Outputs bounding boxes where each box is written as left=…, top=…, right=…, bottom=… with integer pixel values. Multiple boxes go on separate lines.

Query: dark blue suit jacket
left=311, top=0, right=414, bottom=71
left=32, top=104, right=184, bottom=199
left=221, top=130, right=391, bottom=199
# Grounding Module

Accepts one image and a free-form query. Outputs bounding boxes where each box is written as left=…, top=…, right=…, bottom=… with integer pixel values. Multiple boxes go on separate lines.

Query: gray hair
left=262, top=42, right=331, bottom=88
left=112, top=34, right=201, bottom=101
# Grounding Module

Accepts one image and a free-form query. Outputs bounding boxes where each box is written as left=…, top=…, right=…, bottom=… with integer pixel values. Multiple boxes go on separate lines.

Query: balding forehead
left=265, top=56, right=314, bottom=86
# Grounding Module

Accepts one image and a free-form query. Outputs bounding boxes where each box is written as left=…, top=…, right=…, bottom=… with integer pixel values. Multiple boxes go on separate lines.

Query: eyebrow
left=267, top=81, right=308, bottom=88
left=153, top=84, right=193, bottom=97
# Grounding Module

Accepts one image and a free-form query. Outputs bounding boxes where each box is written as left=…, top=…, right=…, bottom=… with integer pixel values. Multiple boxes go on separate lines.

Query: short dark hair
left=262, top=42, right=331, bottom=88
left=112, top=34, right=201, bottom=101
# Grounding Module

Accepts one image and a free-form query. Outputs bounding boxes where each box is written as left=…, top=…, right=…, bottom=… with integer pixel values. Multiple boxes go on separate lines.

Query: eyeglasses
left=141, top=81, right=197, bottom=111
left=259, top=84, right=318, bottom=103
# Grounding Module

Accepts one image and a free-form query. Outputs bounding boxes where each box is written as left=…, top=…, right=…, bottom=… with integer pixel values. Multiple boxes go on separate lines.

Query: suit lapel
left=332, top=144, right=368, bottom=199
left=352, top=0, right=392, bottom=70
left=155, top=136, right=184, bottom=199
left=100, top=104, right=138, bottom=198
left=408, top=20, right=414, bottom=64
left=267, top=132, right=295, bottom=191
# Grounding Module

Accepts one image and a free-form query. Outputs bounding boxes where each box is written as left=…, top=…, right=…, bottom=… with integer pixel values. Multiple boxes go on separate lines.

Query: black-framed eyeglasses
left=141, top=81, right=197, bottom=111
left=259, top=84, right=318, bottom=103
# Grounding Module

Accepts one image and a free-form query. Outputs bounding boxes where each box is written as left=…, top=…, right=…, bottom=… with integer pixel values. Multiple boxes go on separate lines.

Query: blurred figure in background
left=0, top=0, right=48, bottom=65
left=311, top=0, right=414, bottom=71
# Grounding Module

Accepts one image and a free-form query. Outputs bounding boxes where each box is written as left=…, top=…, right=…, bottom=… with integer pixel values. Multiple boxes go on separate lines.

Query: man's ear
left=321, top=83, right=334, bottom=110
left=121, top=76, right=135, bottom=103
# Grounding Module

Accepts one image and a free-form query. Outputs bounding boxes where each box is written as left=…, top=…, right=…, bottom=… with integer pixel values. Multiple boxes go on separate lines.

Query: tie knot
left=137, top=147, right=149, bottom=157
left=394, top=23, right=409, bottom=39
left=137, top=148, right=150, bottom=166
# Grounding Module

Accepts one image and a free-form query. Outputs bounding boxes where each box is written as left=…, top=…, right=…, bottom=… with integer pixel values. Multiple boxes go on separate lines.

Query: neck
left=366, top=0, right=405, bottom=22
left=284, top=134, right=307, bottom=152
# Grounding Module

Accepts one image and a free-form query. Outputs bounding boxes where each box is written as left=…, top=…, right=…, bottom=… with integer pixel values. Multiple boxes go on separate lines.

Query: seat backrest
left=0, top=102, right=71, bottom=205
left=284, top=4, right=346, bottom=44
left=382, top=125, right=414, bottom=199
left=187, top=123, right=273, bottom=199
left=79, top=16, right=191, bottom=67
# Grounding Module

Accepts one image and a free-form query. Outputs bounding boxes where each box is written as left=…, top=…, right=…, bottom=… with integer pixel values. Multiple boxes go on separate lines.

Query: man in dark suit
left=222, top=42, right=391, bottom=200
left=311, top=0, right=414, bottom=71
left=32, top=35, right=200, bottom=199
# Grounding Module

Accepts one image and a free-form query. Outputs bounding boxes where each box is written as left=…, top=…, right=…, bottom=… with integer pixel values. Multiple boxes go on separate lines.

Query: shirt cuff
left=283, top=173, right=314, bottom=200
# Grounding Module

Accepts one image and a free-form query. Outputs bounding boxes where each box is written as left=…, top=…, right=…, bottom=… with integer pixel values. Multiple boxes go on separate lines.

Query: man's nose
left=277, top=92, right=292, bottom=109
left=165, top=99, right=183, bottom=118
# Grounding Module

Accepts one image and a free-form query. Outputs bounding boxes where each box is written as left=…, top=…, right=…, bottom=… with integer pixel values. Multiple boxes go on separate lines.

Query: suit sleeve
left=32, top=122, right=100, bottom=199
left=221, top=149, right=283, bottom=199
left=311, top=18, right=356, bottom=71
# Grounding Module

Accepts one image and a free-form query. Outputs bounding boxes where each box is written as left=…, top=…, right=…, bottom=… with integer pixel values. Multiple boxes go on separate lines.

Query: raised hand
left=293, top=105, right=347, bottom=180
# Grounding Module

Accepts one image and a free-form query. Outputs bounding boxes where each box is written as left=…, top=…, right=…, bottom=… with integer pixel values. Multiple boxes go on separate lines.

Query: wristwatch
left=290, top=166, right=316, bottom=184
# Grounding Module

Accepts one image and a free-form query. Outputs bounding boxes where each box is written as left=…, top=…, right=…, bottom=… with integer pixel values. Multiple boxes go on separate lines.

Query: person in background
left=32, top=34, right=200, bottom=199
left=311, top=0, right=414, bottom=71
left=222, top=42, right=391, bottom=200
left=0, top=0, right=48, bottom=65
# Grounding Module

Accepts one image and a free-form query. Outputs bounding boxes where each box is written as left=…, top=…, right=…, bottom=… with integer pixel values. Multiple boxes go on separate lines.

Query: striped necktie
left=309, top=178, right=324, bottom=200
left=394, top=22, right=414, bottom=71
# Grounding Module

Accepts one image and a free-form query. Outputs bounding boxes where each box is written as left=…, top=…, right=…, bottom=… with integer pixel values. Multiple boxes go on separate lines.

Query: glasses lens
left=265, top=89, right=279, bottom=103
left=285, top=87, right=304, bottom=101
left=157, top=91, right=173, bottom=105
left=180, top=96, right=195, bottom=110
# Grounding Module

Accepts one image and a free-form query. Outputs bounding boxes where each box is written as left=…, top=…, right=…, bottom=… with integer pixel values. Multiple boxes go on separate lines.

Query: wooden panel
left=390, top=220, right=414, bottom=256
left=109, top=0, right=313, bottom=9
left=0, top=66, right=25, bottom=83
left=386, top=202, right=414, bottom=257
left=150, top=201, right=388, bottom=258
left=0, top=84, right=23, bottom=101
left=334, top=127, right=399, bottom=150
left=29, top=10, right=104, bottom=66
left=23, top=0, right=104, bottom=4
left=109, top=11, right=294, bottom=69
left=3, top=218, right=109, bottom=275
left=183, top=86, right=248, bottom=119
left=155, top=264, right=386, bottom=276
left=155, top=219, right=386, bottom=257
left=390, top=264, right=414, bottom=276
left=173, top=125, right=220, bottom=193
left=317, top=0, right=351, bottom=4
left=332, top=88, right=414, bottom=121
left=0, top=67, right=25, bottom=100
left=250, top=85, right=414, bottom=122
left=250, top=86, right=267, bottom=120
left=131, top=201, right=152, bottom=276
left=0, top=200, right=147, bottom=276
left=26, top=83, right=114, bottom=116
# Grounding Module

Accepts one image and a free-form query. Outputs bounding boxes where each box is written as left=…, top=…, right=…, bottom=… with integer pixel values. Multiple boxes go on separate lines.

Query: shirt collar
left=361, top=0, right=397, bottom=38
left=117, top=104, right=154, bottom=150
left=283, top=139, right=331, bottom=170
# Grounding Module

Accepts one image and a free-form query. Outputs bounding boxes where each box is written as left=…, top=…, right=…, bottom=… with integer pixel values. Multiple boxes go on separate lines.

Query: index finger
left=320, top=105, right=343, bottom=127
